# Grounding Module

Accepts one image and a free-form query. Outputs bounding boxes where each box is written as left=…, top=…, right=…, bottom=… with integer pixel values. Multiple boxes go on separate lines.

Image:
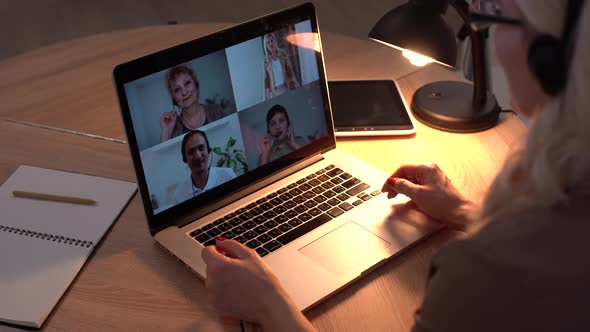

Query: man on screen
left=174, top=130, right=236, bottom=203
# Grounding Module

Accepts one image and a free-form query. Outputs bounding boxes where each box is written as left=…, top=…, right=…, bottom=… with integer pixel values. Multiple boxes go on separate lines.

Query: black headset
left=528, top=0, right=585, bottom=96
left=181, top=130, right=211, bottom=163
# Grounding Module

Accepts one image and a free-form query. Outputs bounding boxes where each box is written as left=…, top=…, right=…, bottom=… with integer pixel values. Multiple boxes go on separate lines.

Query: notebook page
left=0, top=166, right=136, bottom=243
left=0, top=229, right=91, bottom=328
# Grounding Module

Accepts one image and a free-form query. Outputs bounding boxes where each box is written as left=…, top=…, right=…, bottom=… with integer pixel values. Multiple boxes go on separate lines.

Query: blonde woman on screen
left=201, top=1, right=590, bottom=331
left=263, top=32, right=300, bottom=100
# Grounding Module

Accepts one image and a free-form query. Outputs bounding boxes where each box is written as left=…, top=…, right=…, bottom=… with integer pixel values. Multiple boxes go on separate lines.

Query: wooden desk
left=0, top=24, right=526, bottom=331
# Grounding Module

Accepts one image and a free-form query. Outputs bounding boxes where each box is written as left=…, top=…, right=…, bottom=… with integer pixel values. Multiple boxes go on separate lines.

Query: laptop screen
left=115, top=4, right=334, bottom=232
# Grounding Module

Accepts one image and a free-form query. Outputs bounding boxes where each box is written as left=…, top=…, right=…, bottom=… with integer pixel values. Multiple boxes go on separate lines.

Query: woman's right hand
left=381, top=163, right=478, bottom=232
left=201, top=239, right=316, bottom=331
left=159, top=111, right=177, bottom=142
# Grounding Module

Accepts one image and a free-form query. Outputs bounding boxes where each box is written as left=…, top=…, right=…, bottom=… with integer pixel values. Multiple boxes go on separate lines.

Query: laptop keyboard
left=188, top=164, right=382, bottom=257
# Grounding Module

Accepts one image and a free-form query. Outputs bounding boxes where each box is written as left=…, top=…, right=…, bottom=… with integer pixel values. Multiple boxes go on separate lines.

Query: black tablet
left=328, top=80, right=416, bottom=136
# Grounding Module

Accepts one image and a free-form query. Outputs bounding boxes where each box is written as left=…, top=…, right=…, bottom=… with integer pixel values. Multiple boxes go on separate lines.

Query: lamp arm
left=449, top=0, right=489, bottom=109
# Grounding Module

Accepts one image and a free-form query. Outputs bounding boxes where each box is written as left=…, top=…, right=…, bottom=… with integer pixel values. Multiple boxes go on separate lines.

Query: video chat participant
left=174, top=130, right=236, bottom=203
left=258, top=104, right=307, bottom=166
left=160, top=65, right=230, bottom=143
left=263, top=32, right=300, bottom=100
left=201, top=0, right=590, bottom=331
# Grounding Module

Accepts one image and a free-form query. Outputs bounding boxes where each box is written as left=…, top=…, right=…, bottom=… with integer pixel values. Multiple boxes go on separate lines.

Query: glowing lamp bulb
left=402, top=49, right=435, bottom=67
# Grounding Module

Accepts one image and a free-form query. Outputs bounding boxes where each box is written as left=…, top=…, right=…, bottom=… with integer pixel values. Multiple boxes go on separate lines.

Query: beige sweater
left=412, top=196, right=590, bottom=332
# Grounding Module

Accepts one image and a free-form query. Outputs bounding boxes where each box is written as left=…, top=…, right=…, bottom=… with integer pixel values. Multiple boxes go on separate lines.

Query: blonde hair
left=482, top=0, right=590, bottom=220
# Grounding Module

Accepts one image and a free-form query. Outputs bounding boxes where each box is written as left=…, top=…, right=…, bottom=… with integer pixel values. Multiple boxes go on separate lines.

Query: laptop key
left=313, top=195, right=327, bottom=203
left=218, top=223, right=232, bottom=232
left=277, top=187, right=289, bottom=194
left=321, top=182, right=335, bottom=189
left=246, top=239, right=261, bottom=249
left=318, top=203, right=332, bottom=211
left=278, top=224, right=293, bottom=233
left=190, top=229, right=203, bottom=237
left=346, top=183, right=370, bottom=196
left=255, top=247, right=269, bottom=257
left=308, top=208, right=322, bottom=216
left=260, top=202, right=274, bottom=210
left=263, top=211, right=277, bottom=219
left=304, top=200, right=318, bottom=208
left=303, top=191, right=316, bottom=199
left=323, top=190, right=337, bottom=198
left=293, top=196, right=307, bottom=204
left=264, top=220, right=279, bottom=229
left=270, top=198, right=283, bottom=206
left=276, top=215, right=288, bottom=224
left=234, top=236, right=247, bottom=244
left=213, top=218, right=225, bottom=226
left=285, top=210, right=299, bottom=218
left=246, top=202, right=257, bottom=209
left=257, top=233, right=272, bottom=244
left=312, top=186, right=324, bottom=194
left=222, top=230, right=236, bottom=239
left=204, top=239, right=216, bottom=246
left=325, top=165, right=335, bottom=170
left=328, top=198, right=342, bottom=206
left=315, top=169, right=326, bottom=175
left=243, top=231, right=258, bottom=240
left=361, top=195, right=372, bottom=201
left=287, top=183, right=298, bottom=189
left=327, top=207, right=345, bottom=218
left=288, top=218, right=302, bottom=227
left=253, top=216, right=267, bottom=224
left=296, top=178, right=307, bottom=185
left=341, top=178, right=361, bottom=188
left=277, top=214, right=332, bottom=246
left=294, top=205, right=308, bottom=213
left=326, top=168, right=343, bottom=177
left=332, top=185, right=346, bottom=193
left=203, top=224, right=214, bottom=231
left=298, top=213, right=312, bottom=222
left=195, top=233, right=211, bottom=243
left=268, top=228, right=283, bottom=238
left=229, top=218, right=243, bottom=226
left=352, top=199, right=364, bottom=206
left=317, top=174, right=330, bottom=182
left=273, top=205, right=287, bottom=214
left=254, top=225, right=269, bottom=234
left=236, top=207, right=247, bottom=214
left=250, top=207, right=264, bottom=215
left=338, top=202, right=354, bottom=211
left=289, top=188, right=303, bottom=196
left=279, top=193, right=293, bottom=201
left=283, top=200, right=296, bottom=209
left=242, top=221, right=256, bottom=230
left=339, top=172, right=353, bottom=180
left=308, top=179, right=321, bottom=186
left=232, top=226, right=246, bottom=235
left=298, top=183, right=312, bottom=191
left=206, top=228, right=221, bottom=237
left=330, top=177, right=344, bottom=185
left=336, top=193, right=350, bottom=202
left=263, top=240, right=282, bottom=252
left=371, top=190, right=381, bottom=196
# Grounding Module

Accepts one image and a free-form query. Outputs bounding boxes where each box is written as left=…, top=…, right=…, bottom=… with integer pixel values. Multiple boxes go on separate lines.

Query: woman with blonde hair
left=201, top=0, right=590, bottom=330
left=263, top=32, right=300, bottom=100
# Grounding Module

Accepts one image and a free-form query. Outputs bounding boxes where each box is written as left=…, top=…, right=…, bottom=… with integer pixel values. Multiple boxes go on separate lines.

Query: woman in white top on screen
left=263, top=32, right=300, bottom=100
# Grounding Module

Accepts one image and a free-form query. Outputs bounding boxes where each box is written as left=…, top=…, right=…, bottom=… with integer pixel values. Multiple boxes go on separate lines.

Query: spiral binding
left=0, top=224, right=93, bottom=248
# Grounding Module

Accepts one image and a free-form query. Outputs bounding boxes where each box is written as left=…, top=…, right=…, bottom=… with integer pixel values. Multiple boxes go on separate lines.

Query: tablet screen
left=328, top=80, right=414, bottom=132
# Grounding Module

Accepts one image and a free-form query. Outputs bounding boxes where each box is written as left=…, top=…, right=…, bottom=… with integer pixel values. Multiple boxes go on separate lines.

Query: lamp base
left=411, top=81, right=500, bottom=133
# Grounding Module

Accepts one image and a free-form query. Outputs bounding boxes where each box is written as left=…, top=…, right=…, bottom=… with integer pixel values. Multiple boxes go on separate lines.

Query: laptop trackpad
left=298, top=221, right=390, bottom=276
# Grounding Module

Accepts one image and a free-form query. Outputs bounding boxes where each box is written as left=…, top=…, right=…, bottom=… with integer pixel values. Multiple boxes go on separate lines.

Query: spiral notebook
left=0, top=165, right=136, bottom=328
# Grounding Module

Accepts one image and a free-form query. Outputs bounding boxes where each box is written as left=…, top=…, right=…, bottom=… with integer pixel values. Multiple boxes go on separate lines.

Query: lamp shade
left=368, top=1, right=457, bottom=66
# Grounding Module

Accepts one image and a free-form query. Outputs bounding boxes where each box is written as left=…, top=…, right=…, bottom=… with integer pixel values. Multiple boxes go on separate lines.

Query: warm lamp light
left=369, top=0, right=500, bottom=133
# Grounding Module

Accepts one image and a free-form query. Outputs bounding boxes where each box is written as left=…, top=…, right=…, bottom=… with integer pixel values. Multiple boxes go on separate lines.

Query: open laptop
left=113, top=2, right=439, bottom=311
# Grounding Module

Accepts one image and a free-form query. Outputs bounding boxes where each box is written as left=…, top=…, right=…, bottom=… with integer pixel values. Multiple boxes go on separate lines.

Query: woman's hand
left=159, top=111, right=177, bottom=142
left=259, top=135, right=273, bottom=166
left=288, top=124, right=300, bottom=150
left=381, top=163, right=478, bottom=232
left=201, top=238, right=316, bottom=331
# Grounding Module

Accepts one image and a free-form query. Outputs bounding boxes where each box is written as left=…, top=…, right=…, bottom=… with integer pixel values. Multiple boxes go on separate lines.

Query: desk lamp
left=369, top=0, right=500, bottom=132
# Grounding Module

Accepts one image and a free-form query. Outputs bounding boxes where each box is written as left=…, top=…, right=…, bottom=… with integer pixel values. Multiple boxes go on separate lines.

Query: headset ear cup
left=528, top=35, right=567, bottom=96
